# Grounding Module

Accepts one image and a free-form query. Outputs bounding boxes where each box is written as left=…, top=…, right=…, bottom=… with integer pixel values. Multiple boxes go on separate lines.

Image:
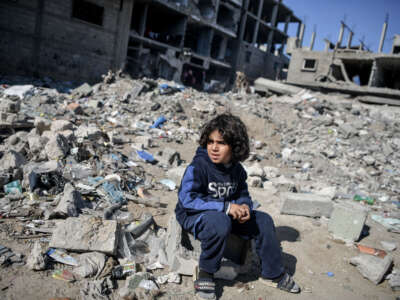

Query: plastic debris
left=149, top=115, right=167, bottom=129
left=4, top=180, right=22, bottom=195
left=371, top=214, right=400, bottom=232
left=46, top=248, right=78, bottom=266
left=52, top=269, right=76, bottom=282
left=159, top=179, right=176, bottom=190
left=136, top=150, right=156, bottom=163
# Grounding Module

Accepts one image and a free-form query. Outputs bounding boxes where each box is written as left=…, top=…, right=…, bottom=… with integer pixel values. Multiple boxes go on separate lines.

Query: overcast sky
left=282, top=0, right=399, bottom=53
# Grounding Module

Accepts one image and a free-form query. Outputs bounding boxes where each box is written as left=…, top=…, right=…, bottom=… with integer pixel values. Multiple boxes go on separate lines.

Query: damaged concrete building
left=0, top=0, right=301, bottom=89
left=286, top=20, right=400, bottom=104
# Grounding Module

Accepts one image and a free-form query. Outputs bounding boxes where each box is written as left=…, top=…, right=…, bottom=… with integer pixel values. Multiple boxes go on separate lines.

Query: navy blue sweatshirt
left=175, top=147, right=253, bottom=224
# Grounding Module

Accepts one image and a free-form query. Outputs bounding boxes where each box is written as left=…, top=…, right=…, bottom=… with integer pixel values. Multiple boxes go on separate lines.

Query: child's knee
left=204, top=212, right=232, bottom=238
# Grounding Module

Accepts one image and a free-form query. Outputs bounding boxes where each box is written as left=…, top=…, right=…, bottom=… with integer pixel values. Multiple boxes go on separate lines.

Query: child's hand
left=228, top=204, right=250, bottom=223
left=238, top=204, right=250, bottom=223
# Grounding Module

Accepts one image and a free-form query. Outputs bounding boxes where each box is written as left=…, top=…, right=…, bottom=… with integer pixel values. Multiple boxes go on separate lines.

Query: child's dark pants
left=178, top=210, right=284, bottom=279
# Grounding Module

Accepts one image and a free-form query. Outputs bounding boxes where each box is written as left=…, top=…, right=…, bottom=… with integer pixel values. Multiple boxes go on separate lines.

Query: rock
left=50, top=120, right=73, bottom=132
left=28, top=135, right=48, bottom=154
left=26, top=241, right=47, bottom=271
left=263, top=166, right=280, bottom=178
left=50, top=216, right=119, bottom=255
left=44, top=134, right=70, bottom=159
left=34, top=117, right=51, bottom=134
left=246, top=162, right=265, bottom=177
left=50, top=183, right=86, bottom=218
left=3, top=85, right=34, bottom=99
left=248, top=176, right=263, bottom=188
left=0, top=150, right=26, bottom=172
left=380, top=241, right=397, bottom=252
left=0, top=99, right=21, bottom=113
left=339, top=123, right=357, bottom=139
left=350, top=254, right=393, bottom=284
left=388, top=269, right=400, bottom=291
left=72, top=83, right=92, bottom=98
left=328, top=202, right=368, bottom=243
left=214, top=260, right=240, bottom=280
left=263, top=181, right=278, bottom=194
left=75, top=124, right=102, bottom=140
left=280, top=192, right=333, bottom=218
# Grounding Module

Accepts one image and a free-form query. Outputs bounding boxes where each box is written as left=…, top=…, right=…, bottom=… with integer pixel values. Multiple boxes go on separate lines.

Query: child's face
left=207, top=130, right=232, bottom=164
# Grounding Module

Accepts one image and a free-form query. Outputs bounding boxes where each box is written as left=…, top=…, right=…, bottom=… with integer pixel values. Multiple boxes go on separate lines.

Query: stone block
left=0, top=150, right=26, bottom=173
left=165, top=216, right=249, bottom=276
left=350, top=254, right=393, bottom=284
left=248, top=176, right=263, bottom=188
left=280, top=192, right=333, bottom=218
left=50, top=119, right=73, bottom=132
left=328, top=202, right=367, bottom=242
left=75, top=124, right=102, bottom=140
left=44, top=134, right=70, bottom=160
left=50, top=183, right=86, bottom=218
left=49, top=216, right=119, bottom=255
left=246, top=163, right=265, bottom=177
left=34, top=117, right=51, bottom=134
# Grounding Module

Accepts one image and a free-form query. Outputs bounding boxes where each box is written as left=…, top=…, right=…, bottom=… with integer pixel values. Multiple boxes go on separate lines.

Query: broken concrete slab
left=49, top=216, right=119, bottom=255
left=165, top=166, right=186, bottom=187
left=72, top=83, right=93, bottom=98
left=0, top=150, right=26, bottom=173
left=26, top=241, right=48, bottom=271
left=3, top=85, right=34, bottom=99
left=245, top=162, right=265, bottom=178
left=50, top=183, right=86, bottom=218
left=50, top=119, right=74, bottom=132
left=75, top=124, right=102, bottom=140
left=280, top=192, right=333, bottom=218
left=328, top=202, right=368, bottom=243
left=44, top=134, right=70, bottom=160
left=350, top=254, right=393, bottom=284
left=254, top=77, right=302, bottom=95
left=34, top=117, right=51, bottom=135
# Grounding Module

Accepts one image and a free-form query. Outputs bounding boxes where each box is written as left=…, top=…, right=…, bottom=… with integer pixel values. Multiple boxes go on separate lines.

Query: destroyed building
left=286, top=20, right=400, bottom=104
left=0, top=0, right=302, bottom=89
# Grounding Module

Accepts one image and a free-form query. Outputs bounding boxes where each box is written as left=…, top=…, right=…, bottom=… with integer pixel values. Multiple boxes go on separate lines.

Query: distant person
left=175, top=113, right=300, bottom=299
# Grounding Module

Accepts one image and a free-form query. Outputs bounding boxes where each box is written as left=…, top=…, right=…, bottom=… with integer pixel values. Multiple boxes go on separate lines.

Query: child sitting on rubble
left=175, top=113, right=300, bottom=299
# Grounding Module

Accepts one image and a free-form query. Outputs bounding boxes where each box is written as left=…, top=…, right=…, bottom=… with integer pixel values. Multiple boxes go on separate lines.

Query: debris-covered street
left=0, top=72, right=399, bottom=300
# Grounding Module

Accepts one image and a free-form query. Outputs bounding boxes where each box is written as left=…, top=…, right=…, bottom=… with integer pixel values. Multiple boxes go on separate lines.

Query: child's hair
left=199, top=113, right=250, bottom=162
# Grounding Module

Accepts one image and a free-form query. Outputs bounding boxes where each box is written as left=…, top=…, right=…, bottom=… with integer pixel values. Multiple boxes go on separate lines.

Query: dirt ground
left=0, top=105, right=399, bottom=300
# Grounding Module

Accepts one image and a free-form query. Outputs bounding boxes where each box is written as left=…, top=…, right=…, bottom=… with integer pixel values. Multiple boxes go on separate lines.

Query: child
left=175, top=113, right=300, bottom=299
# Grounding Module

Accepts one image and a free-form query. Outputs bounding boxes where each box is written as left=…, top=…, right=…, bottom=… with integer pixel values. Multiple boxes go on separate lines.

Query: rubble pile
left=0, top=73, right=399, bottom=299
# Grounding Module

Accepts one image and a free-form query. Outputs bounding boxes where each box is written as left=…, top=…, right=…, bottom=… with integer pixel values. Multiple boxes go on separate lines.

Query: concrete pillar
left=114, top=0, right=135, bottom=70
left=252, top=0, right=264, bottom=44
left=324, top=39, right=331, bottom=52
left=310, top=31, right=316, bottom=51
left=139, top=4, right=149, bottom=36
left=378, top=21, right=388, bottom=53
left=218, top=36, right=228, bottom=60
left=284, top=14, right=291, bottom=34
left=336, top=22, right=345, bottom=48
left=347, top=31, right=354, bottom=49
left=299, top=23, right=305, bottom=48
left=267, top=2, right=280, bottom=52
left=296, top=22, right=301, bottom=38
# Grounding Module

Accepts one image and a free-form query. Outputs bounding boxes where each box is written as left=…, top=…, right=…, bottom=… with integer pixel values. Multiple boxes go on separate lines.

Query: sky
left=282, top=0, right=400, bottom=53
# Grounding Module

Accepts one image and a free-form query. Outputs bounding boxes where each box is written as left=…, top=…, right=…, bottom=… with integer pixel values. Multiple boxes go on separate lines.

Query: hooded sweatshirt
left=175, top=147, right=253, bottom=224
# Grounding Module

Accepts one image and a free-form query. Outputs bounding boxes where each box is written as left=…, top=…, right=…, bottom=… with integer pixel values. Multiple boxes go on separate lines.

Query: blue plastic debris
left=149, top=115, right=167, bottom=129
left=327, top=272, right=334, bottom=277
left=102, top=181, right=125, bottom=204
left=159, top=179, right=176, bottom=191
left=136, top=150, right=155, bottom=163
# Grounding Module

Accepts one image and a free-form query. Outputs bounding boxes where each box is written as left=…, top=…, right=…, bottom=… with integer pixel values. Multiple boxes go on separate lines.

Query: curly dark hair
left=199, top=113, right=250, bottom=163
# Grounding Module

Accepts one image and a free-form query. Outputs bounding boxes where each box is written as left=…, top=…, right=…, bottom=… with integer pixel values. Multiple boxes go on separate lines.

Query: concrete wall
left=287, top=50, right=333, bottom=84
left=0, top=0, right=133, bottom=82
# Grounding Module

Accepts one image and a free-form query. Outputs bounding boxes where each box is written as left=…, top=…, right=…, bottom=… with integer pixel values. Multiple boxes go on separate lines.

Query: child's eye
left=218, top=141, right=226, bottom=145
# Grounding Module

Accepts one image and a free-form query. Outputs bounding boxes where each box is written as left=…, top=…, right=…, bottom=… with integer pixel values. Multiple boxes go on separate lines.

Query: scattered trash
left=149, top=115, right=167, bottom=129
left=353, top=194, right=375, bottom=205
left=52, top=269, right=76, bottom=282
left=136, top=150, right=156, bottom=163
left=357, top=244, right=387, bottom=258
left=326, top=272, right=334, bottom=277
left=4, top=180, right=22, bottom=195
left=159, top=179, right=176, bottom=190
left=46, top=248, right=78, bottom=266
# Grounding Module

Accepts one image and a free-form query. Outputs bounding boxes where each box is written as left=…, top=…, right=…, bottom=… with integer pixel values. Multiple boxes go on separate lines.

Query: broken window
left=302, top=59, right=317, bottom=71
left=393, top=46, right=400, bottom=54
left=342, top=59, right=372, bottom=86
left=72, top=0, right=104, bottom=26
left=198, top=0, right=215, bottom=20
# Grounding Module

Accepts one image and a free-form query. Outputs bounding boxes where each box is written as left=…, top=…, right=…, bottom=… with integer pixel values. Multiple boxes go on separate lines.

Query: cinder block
left=328, top=202, right=368, bottom=242
left=165, top=216, right=250, bottom=276
left=280, top=192, right=333, bottom=217
left=350, top=254, right=393, bottom=284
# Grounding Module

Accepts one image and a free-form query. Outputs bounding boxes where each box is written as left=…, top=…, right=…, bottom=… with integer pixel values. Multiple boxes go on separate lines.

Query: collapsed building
left=286, top=20, right=400, bottom=104
left=0, top=0, right=302, bottom=90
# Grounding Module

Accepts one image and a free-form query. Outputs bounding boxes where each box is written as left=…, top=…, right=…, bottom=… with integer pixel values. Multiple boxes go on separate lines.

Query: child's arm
left=178, top=165, right=228, bottom=213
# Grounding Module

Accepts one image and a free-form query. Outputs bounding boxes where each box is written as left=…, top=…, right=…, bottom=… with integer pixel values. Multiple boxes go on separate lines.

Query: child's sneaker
left=259, top=272, right=300, bottom=293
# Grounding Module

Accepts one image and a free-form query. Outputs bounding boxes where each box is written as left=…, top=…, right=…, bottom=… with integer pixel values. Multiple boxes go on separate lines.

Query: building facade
left=0, top=0, right=301, bottom=89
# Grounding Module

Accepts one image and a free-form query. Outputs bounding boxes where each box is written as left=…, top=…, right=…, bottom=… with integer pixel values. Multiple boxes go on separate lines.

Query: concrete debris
left=280, top=192, right=333, bottom=218
left=350, top=254, right=393, bottom=284
left=328, top=202, right=368, bottom=243
left=50, top=216, right=119, bottom=255
left=0, top=72, right=399, bottom=298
